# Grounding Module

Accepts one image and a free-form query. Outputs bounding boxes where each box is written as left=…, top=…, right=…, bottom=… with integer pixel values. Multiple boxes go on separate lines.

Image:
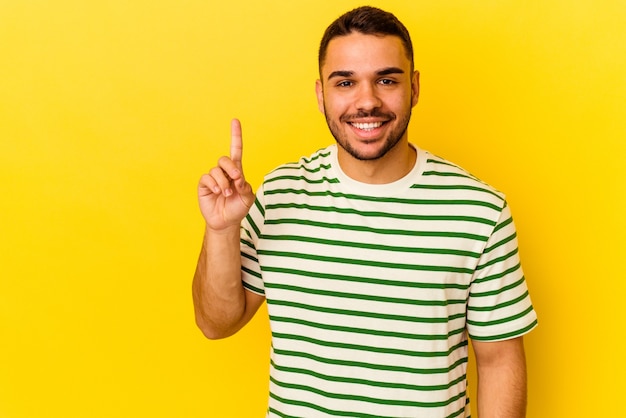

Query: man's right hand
left=197, top=119, right=254, bottom=231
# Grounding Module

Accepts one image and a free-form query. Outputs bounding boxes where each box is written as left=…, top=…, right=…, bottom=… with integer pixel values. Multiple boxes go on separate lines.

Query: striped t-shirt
left=240, top=145, right=537, bottom=418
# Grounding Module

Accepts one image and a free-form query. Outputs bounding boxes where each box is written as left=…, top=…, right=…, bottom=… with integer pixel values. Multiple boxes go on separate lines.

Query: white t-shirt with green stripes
left=240, top=145, right=537, bottom=418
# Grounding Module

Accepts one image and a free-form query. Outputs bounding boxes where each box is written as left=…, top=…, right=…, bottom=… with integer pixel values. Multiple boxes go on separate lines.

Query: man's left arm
left=472, top=336, right=527, bottom=418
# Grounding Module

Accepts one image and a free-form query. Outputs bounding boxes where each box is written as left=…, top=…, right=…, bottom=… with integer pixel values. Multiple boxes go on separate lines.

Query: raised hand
left=198, top=119, right=254, bottom=231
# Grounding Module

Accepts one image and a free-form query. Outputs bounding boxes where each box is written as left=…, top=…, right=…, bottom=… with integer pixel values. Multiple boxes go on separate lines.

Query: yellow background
left=1, top=1, right=624, bottom=416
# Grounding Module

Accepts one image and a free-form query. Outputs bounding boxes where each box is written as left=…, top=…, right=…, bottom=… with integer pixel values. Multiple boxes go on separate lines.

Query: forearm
left=192, top=225, right=247, bottom=339
left=474, top=337, right=527, bottom=418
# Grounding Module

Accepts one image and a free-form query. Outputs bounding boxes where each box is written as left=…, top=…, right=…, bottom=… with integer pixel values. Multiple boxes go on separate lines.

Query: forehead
left=321, top=33, right=410, bottom=77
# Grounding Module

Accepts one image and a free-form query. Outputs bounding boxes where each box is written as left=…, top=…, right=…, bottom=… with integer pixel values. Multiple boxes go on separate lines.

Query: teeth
left=351, top=122, right=383, bottom=131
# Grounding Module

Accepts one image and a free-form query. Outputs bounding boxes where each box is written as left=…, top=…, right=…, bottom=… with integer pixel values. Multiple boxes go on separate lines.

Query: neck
left=337, top=139, right=417, bottom=184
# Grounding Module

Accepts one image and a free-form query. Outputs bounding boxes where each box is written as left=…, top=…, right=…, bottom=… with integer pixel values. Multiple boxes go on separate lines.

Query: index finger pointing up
left=230, top=118, right=243, bottom=168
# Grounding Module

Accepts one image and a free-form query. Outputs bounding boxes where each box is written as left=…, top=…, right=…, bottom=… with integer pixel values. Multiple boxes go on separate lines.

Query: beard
left=324, top=106, right=412, bottom=161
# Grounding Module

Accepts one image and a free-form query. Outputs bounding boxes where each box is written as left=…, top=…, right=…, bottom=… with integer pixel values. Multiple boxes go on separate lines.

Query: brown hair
left=318, top=6, right=414, bottom=74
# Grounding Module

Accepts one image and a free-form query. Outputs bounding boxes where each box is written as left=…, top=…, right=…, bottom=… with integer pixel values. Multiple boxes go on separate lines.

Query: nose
left=355, top=82, right=382, bottom=111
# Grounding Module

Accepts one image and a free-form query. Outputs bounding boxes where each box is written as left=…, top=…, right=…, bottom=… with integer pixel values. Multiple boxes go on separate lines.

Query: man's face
left=316, top=32, right=419, bottom=161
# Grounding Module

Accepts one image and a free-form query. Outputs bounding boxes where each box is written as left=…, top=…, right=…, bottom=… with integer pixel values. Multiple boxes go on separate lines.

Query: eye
left=379, top=78, right=396, bottom=85
left=336, top=80, right=353, bottom=88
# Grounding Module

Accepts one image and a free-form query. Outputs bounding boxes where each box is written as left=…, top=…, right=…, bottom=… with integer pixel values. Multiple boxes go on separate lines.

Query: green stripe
left=254, top=195, right=265, bottom=217
left=269, top=150, right=330, bottom=168
left=270, top=162, right=332, bottom=174
left=469, top=276, right=527, bottom=297
left=470, top=319, right=538, bottom=341
left=240, top=236, right=254, bottom=250
left=492, top=213, right=513, bottom=234
left=268, top=150, right=331, bottom=169
left=242, top=280, right=264, bottom=295
left=475, top=248, right=519, bottom=271
left=411, top=183, right=503, bottom=201
left=268, top=396, right=394, bottom=418
left=262, top=269, right=470, bottom=292
left=272, top=347, right=468, bottom=374
left=449, top=405, right=470, bottom=418
left=241, top=265, right=262, bottom=280
left=264, top=219, right=489, bottom=241
left=268, top=298, right=465, bottom=324
left=270, top=375, right=467, bottom=408
left=472, top=263, right=521, bottom=284
left=270, top=315, right=465, bottom=341
left=426, top=158, right=463, bottom=169
left=301, top=150, right=331, bottom=164
left=268, top=401, right=467, bottom=418
left=245, top=211, right=261, bottom=238
left=265, top=202, right=496, bottom=226
left=425, top=158, right=460, bottom=167
left=240, top=251, right=258, bottom=264
left=267, top=406, right=300, bottom=418
left=271, top=332, right=468, bottom=357
left=422, top=171, right=474, bottom=179
left=265, top=175, right=340, bottom=185
left=484, top=230, right=516, bottom=254
left=265, top=283, right=466, bottom=306
left=467, top=305, right=535, bottom=327
left=262, top=234, right=482, bottom=258
left=424, top=158, right=493, bottom=192
left=270, top=358, right=467, bottom=391
left=258, top=250, right=475, bottom=274
left=467, top=290, right=530, bottom=312
left=270, top=376, right=467, bottom=408
left=264, top=188, right=502, bottom=211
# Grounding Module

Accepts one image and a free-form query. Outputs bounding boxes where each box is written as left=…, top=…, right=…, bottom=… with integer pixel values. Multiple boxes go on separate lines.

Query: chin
left=337, top=139, right=396, bottom=161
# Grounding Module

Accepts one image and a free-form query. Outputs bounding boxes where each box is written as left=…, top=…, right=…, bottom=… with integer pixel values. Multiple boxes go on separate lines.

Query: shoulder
left=418, top=150, right=507, bottom=209
left=262, top=145, right=336, bottom=188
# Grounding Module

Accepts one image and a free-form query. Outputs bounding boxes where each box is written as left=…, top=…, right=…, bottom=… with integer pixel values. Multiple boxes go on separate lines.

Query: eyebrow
left=327, top=67, right=405, bottom=81
left=327, top=70, right=354, bottom=81
left=377, top=67, right=405, bottom=76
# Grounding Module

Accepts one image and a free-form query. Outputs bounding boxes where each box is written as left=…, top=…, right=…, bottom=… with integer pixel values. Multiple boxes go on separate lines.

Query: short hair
left=318, top=6, right=414, bottom=75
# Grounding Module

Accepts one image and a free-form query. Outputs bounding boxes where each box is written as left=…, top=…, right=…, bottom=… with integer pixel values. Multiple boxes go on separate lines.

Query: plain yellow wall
left=1, top=1, right=624, bottom=417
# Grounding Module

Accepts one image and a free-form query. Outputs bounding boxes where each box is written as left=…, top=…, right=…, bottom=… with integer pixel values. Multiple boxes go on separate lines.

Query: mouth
left=349, top=121, right=384, bottom=132
left=346, top=119, right=392, bottom=140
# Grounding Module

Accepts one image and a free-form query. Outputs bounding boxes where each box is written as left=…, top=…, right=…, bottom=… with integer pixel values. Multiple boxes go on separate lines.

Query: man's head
left=315, top=7, right=419, bottom=164
left=318, top=6, right=414, bottom=77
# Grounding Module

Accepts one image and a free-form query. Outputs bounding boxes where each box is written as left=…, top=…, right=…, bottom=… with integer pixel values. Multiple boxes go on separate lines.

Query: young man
left=193, top=6, right=537, bottom=417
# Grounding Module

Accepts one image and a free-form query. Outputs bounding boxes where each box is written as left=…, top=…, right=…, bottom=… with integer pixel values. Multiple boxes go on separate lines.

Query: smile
left=350, top=121, right=384, bottom=131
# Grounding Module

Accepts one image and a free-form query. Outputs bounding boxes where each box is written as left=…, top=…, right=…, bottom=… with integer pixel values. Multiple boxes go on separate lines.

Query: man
left=193, top=6, right=537, bottom=417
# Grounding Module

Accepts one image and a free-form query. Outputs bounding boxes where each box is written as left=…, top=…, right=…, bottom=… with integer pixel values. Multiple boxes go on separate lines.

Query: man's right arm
left=192, top=226, right=264, bottom=339
left=192, top=119, right=264, bottom=339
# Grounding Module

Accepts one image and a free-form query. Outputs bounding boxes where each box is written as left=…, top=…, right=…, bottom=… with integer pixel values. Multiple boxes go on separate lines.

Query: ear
left=411, top=70, right=420, bottom=107
left=315, top=79, right=325, bottom=114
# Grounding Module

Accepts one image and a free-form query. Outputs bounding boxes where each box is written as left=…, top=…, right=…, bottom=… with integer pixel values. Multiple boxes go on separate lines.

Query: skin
left=192, top=119, right=264, bottom=339
left=315, top=32, right=420, bottom=184
left=193, top=31, right=529, bottom=417
left=474, top=337, right=528, bottom=418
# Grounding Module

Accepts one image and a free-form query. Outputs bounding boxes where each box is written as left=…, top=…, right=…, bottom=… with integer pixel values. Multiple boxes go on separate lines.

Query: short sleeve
left=240, top=188, right=266, bottom=296
left=467, top=201, right=538, bottom=341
